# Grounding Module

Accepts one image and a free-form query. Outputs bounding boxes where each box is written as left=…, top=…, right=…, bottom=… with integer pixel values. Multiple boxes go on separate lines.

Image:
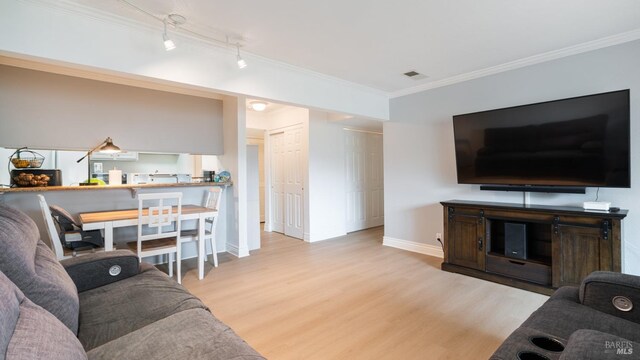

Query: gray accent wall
left=387, top=40, right=640, bottom=274
left=0, top=65, right=223, bottom=155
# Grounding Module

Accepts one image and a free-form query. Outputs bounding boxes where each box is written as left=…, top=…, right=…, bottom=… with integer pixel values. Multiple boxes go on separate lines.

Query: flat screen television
left=452, top=90, right=630, bottom=192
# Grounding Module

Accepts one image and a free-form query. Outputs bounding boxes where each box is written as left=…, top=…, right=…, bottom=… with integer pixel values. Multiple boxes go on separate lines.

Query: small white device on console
left=583, top=201, right=611, bottom=211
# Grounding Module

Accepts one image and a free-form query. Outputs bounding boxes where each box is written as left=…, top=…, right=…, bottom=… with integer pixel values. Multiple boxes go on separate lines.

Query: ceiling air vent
left=403, top=70, right=428, bottom=80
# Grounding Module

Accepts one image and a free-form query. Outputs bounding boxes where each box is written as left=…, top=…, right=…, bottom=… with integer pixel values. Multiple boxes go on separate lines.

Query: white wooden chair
left=127, top=192, right=183, bottom=284
left=37, top=194, right=103, bottom=260
left=180, top=187, right=224, bottom=268
left=38, top=194, right=67, bottom=260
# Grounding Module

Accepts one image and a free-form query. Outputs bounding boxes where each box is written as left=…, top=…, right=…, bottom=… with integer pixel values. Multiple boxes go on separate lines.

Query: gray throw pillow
left=0, top=205, right=80, bottom=334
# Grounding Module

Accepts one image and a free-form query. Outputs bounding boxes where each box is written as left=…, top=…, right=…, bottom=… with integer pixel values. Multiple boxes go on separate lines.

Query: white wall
left=246, top=144, right=261, bottom=250
left=246, top=130, right=266, bottom=222
left=307, top=111, right=348, bottom=241
left=386, top=39, right=640, bottom=274
left=218, top=95, right=249, bottom=257
left=0, top=0, right=389, bottom=121
left=0, top=65, right=224, bottom=154
left=246, top=111, right=269, bottom=130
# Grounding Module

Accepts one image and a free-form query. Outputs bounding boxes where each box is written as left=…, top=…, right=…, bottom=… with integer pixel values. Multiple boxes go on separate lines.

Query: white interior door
left=284, top=127, right=304, bottom=239
left=345, top=130, right=384, bottom=232
left=270, top=132, right=285, bottom=233
left=345, top=131, right=367, bottom=232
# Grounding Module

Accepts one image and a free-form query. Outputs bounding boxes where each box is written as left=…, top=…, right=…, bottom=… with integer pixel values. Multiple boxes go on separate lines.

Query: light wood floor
left=180, top=227, right=548, bottom=360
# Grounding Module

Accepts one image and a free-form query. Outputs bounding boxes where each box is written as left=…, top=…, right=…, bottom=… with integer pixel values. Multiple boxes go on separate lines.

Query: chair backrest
left=205, top=187, right=224, bottom=212
left=203, top=187, right=224, bottom=233
left=37, top=194, right=65, bottom=260
left=137, top=192, right=182, bottom=253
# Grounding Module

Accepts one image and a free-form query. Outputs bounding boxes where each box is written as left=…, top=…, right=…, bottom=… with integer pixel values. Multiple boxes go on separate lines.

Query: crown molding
left=390, top=28, right=640, bottom=99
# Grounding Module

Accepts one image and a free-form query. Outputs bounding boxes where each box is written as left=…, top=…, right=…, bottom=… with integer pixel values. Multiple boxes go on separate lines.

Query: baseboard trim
left=307, top=232, right=348, bottom=243
left=226, top=242, right=250, bottom=258
left=383, top=236, right=444, bottom=258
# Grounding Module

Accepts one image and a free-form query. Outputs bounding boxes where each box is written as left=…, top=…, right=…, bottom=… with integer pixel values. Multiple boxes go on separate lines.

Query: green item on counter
left=83, top=178, right=106, bottom=186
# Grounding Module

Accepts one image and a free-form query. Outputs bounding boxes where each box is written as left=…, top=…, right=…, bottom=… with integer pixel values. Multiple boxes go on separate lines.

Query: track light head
left=237, top=56, right=247, bottom=69
left=236, top=44, right=247, bottom=69
left=162, top=18, right=176, bottom=51
left=163, top=34, right=176, bottom=51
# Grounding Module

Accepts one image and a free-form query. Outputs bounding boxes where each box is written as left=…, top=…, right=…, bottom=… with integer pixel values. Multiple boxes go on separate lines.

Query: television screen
left=452, top=90, right=630, bottom=188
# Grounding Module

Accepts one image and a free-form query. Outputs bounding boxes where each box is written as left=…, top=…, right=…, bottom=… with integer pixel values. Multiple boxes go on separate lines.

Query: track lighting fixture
left=121, top=2, right=249, bottom=63
left=162, top=14, right=185, bottom=51
left=163, top=18, right=176, bottom=51
left=236, top=44, right=247, bottom=69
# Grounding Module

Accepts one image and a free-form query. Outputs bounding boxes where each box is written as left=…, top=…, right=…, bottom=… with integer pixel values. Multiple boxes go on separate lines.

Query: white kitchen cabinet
left=91, top=151, right=138, bottom=161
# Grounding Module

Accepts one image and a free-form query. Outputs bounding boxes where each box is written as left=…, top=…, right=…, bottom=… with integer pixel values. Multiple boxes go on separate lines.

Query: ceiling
left=61, top=1, right=640, bottom=94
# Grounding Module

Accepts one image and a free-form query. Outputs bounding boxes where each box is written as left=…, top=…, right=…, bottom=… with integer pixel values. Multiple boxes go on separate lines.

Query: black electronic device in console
left=505, top=222, right=527, bottom=260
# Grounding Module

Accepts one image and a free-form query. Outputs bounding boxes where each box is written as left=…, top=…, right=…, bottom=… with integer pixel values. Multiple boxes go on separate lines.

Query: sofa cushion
left=0, top=205, right=79, bottom=334
left=0, top=271, right=20, bottom=358
left=579, top=271, right=640, bottom=324
left=86, top=308, right=264, bottom=360
left=560, top=329, right=637, bottom=360
left=489, top=326, right=565, bottom=360
left=0, top=270, right=86, bottom=360
left=523, top=295, right=640, bottom=343
left=78, top=263, right=209, bottom=351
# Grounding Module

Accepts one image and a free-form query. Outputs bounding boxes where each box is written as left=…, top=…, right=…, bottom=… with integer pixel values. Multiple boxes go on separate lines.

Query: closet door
left=283, top=126, right=304, bottom=239
left=345, top=130, right=384, bottom=232
left=345, top=131, right=367, bottom=232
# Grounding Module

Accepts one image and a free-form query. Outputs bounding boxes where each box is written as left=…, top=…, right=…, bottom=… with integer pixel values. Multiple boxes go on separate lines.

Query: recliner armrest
left=580, top=271, right=640, bottom=324
left=560, top=329, right=637, bottom=359
left=61, top=250, right=140, bottom=293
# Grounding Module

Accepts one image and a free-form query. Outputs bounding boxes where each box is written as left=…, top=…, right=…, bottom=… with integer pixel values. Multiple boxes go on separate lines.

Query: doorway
left=345, top=129, right=384, bottom=232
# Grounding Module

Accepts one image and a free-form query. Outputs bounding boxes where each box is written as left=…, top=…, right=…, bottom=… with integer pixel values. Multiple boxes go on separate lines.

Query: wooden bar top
left=0, top=181, right=231, bottom=193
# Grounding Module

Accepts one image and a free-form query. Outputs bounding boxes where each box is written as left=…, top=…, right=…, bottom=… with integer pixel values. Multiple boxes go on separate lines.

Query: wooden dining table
left=79, top=205, right=216, bottom=280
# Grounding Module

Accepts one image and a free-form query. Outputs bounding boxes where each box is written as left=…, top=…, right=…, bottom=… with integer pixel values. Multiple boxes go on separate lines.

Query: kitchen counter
left=0, top=181, right=232, bottom=193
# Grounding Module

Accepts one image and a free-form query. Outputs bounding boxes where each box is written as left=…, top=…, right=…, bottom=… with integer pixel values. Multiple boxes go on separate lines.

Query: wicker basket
left=9, top=149, right=45, bottom=169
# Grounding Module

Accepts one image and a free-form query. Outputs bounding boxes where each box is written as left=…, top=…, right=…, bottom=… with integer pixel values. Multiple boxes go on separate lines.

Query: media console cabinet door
left=552, top=224, right=614, bottom=287
left=446, top=209, right=485, bottom=271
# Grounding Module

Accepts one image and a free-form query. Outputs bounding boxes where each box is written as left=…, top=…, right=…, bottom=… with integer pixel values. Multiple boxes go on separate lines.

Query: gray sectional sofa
left=491, top=272, right=640, bottom=360
left=0, top=204, right=264, bottom=360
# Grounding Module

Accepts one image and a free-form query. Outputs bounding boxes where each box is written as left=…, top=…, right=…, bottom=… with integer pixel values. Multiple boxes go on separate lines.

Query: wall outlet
left=436, top=232, right=442, bottom=239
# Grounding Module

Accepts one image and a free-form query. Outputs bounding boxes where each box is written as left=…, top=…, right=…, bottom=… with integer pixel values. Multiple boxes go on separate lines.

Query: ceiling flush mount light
left=236, top=44, right=247, bottom=69
left=250, top=101, right=268, bottom=111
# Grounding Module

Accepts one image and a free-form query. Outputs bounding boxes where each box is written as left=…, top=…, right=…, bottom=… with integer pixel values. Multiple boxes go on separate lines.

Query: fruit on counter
left=11, top=159, right=31, bottom=168
left=13, top=173, right=50, bottom=187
